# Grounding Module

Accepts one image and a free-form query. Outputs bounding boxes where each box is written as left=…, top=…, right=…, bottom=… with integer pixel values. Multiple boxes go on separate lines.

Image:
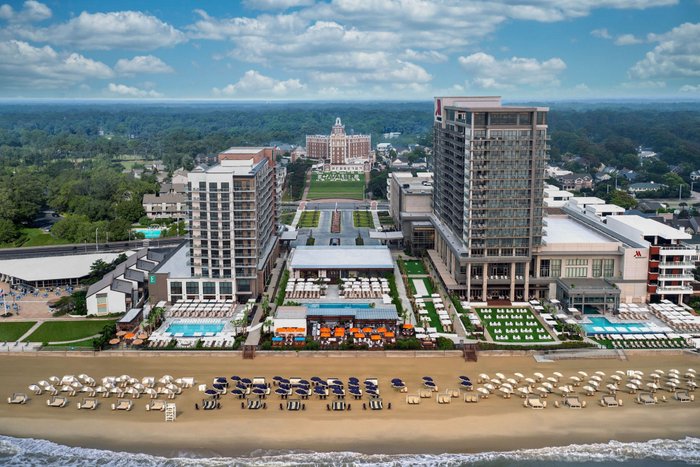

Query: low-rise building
left=629, top=182, right=667, bottom=193
left=86, top=249, right=166, bottom=315
left=142, top=193, right=187, bottom=220
left=387, top=172, right=434, bottom=253
left=556, top=173, right=593, bottom=191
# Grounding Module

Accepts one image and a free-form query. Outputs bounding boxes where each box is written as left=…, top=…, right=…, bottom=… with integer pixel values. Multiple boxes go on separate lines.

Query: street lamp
left=95, top=227, right=99, bottom=252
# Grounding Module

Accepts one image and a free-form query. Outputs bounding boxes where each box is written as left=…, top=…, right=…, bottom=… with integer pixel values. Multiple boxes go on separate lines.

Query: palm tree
left=263, top=317, right=274, bottom=335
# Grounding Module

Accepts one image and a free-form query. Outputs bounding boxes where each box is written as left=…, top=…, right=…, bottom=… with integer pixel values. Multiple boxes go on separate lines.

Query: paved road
left=0, top=237, right=185, bottom=260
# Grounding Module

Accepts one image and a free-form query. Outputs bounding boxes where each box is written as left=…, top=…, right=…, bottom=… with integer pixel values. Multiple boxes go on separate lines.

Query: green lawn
left=377, top=211, right=394, bottom=227
left=279, top=211, right=296, bottom=225
left=475, top=307, right=553, bottom=343
left=307, top=172, right=365, bottom=200
left=403, top=260, right=427, bottom=275
left=353, top=210, right=374, bottom=228
left=298, top=211, right=320, bottom=228
left=0, top=228, right=70, bottom=248
left=0, top=321, right=36, bottom=341
left=421, top=302, right=444, bottom=333
left=24, top=319, right=117, bottom=343
left=44, top=338, right=96, bottom=348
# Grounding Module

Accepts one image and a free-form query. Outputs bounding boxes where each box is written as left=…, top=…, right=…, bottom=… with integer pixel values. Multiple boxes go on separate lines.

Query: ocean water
left=0, top=435, right=698, bottom=467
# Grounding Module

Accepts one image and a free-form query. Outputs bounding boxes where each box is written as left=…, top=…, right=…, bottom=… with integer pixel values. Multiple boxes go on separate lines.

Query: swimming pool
left=132, top=228, right=162, bottom=239
left=305, top=303, right=373, bottom=309
left=166, top=322, right=225, bottom=337
left=583, top=316, right=651, bottom=335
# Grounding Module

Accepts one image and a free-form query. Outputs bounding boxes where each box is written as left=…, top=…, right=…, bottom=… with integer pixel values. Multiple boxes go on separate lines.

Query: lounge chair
left=111, top=399, right=133, bottom=411
left=286, top=399, right=302, bottom=411
left=46, top=396, right=68, bottom=408
left=146, top=400, right=166, bottom=411
left=77, top=398, right=98, bottom=410
left=406, top=394, right=421, bottom=405
left=7, top=393, right=28, bottom=405
left=369, top=398, right=384, bottom=410
left=202, top=399, right=220, bottom=410
left=436, top=393, right=451, bottom=404
left=247, top=399, right=263, bottom=410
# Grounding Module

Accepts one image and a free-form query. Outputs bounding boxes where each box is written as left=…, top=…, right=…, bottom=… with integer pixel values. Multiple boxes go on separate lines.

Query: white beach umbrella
left=48, top=376, right=59, bottom=385
left=495, top=372, right=506, bottom=380
left=595, top=371, right=606, bottom=377
left=507, top=378, right=518, bottom=386
left=610, top=375, right=622, bottom=382
left=78, top=374, right=91, bottom=382
left=558, top=386, right=572, bottom=395
left=159, top=375, right=174, bottom=384
left=535, top=386, right=549, bottom=394
left=542, top=382, right=554, bottom=391
left=569, top=376, right=581, bottom=383
left=499, top=387, right=512, bottom=397
left=646, top=382, right=658, bottom=392
left=553, top=372, right=564, bottom=379
left=483, top=383, right=495, bottom=392
left=668, top=378, right=681, bottom=385
left=490, top=378, right=502, bottom=386
left=524, top=377, right=536, bottom=386
left=37, top=380, right=51, bottom=389
left=70, top=381, right=83, bottom=389
left=669, top=369, right=680, bottom=374
left=28, top=384, right=42, bottom=395
left=665, top=381, right=678, bottom=390
left=583, top=385, right=596, bottom=396
left=588, top=380, right=600, bottom=388
left=516, top=387, right=531, bottom=396
left=606, top=384, right=618, bottom=394
left=127, top=377, right=139, bottom=386
left=514, top=373, right=525, bottom=380
left=476, top=387, right=490, bottom=396
left=534, top=372, right=544, bottom=381
left=615, top=370, right=626, bottom=376
left=688, top=369, right=696, bottom=374
left=649, top=373, right=661, bottom=381
left=630, top=379, right=642, bottom=387
left=501, top=383, right=513, bottom=391
left=144, top=388, right=158, bottom=399
left=685, top=372, right=696, bottom=380
left=546, top=377, right=558, bottom=384
left=687, top=381, right=697, bottom=389
left=132, top=383, right=145, bottom=392
left=654, top=369, right=665, bottom=375
left=478, top=373, right=490, bottom=383
left=578, top=371, right=589, bottom=378
left=625, top=383, right=638, bottom=393
left=61, top=375, right=77, bottom=384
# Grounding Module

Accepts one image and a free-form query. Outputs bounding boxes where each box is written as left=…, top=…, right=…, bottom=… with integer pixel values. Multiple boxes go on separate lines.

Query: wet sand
left=0, top=353, right=698, bottom=457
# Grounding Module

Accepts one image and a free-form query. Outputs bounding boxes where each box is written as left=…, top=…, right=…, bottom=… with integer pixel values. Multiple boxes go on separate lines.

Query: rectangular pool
left=166, top=322, right=225, bottom=337
left=132, top=228, right=162, bottom=239
left=305, top=303, right=373, bottom=309
left=583, top=316, right=651, bottom=335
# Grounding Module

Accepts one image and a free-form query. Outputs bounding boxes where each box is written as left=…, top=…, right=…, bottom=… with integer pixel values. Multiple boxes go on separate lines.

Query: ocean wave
left=0, top=435, right=699, bottom=466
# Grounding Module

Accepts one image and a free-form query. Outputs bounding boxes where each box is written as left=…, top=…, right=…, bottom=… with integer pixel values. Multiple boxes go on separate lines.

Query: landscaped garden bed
left=298, top=210, right=320, bottom=228
left=352, top=210, right=374, bottom=228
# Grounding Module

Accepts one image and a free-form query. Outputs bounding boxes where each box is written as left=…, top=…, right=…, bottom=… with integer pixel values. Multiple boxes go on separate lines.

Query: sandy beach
left=0, top=352, right=698, bottom=457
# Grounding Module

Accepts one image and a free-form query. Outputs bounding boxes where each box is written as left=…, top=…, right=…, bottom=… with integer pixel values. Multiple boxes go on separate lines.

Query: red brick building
left=306, top=118, right=371, bottom=166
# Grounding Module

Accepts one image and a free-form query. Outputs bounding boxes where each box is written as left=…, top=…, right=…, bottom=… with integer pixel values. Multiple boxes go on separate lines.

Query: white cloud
left=591, top=28, right=612, bottom=39
left=213, top=70, right=306, bottom=97
left=629, top=22, right=700, bottom=79
left=621, top=80, right=667, bottom=89
left=458, top=52, right=566, bottom=89
left=679, top=84, right=700, bottom=92
left=0, top=40, right=112, bottom=89
left=17, top=10, right=186, bottom=50
left=0, top=1, right=51, bottom=23
left=115, top=55, right=174, bottom=75
left=399, top=48, right=447, bottom=63
left=107, top=82, right=163, bottom=97
left=243, top=0, right=315, bottom=9
left=614, top=33, right=643, bottom=45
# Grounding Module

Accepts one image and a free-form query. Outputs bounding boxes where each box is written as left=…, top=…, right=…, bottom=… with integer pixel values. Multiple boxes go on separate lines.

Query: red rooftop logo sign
left=434, top=98, right=442, bottom=122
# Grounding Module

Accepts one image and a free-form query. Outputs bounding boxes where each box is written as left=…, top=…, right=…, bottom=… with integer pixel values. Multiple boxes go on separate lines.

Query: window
left=237, top=279, right=251, bottom=292
left=540, top=259, right=550, bottom=277
left=170, top=281, right=182, bottom=295
left=96, top=293, right=108, bottom=313
left=566, top=259, right=588, bottom=266
left=550, top=259, right=562, bottom=278
left=592, top=259, right=602, bottom=277
left=490, top=112, right=518, bottom=125
left=603, top=259, right=614, bottom=278
left=565, top=267, right=587, bottom=278
left=220, top=282, right=233, bottom=295
left=203, top=282, right=216, bottom=297
left=186, top=281, right=199, bottom=295
left=518, top=113, right=532, bottom=125
left=536, top=112, right=547, bottom=125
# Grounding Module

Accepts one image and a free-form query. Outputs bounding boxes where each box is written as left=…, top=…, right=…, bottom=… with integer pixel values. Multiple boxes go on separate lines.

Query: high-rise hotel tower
left=431, top=96, right=549, bottom=302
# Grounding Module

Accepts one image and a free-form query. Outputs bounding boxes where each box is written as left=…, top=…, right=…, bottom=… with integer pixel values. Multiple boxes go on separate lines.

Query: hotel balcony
left=657, top=273, right=695, bottom=281
left=658, top=261, right=695, bottom=268
left=658, top=246, right=698, bottom=256
left=655, top=285, right=694, bottom=294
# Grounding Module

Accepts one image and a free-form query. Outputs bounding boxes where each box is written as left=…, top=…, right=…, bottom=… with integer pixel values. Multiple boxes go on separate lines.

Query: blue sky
left=0, top=0, right=698, bottom=99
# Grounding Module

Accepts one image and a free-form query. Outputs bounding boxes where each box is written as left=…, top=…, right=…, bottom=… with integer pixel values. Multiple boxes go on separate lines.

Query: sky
left=0, top=0, right=698, bottom=100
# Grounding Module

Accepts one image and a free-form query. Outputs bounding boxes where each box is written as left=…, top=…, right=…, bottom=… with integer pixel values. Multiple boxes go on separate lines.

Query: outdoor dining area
left=315, top=324, right=397, bottom=349
left=650, top=300, right=700, bottom=332
left=414, top=295, right=453, bottom=332
left=110, top=330, right=149, bottom=348
left=339, top=277, right=390, bottom=300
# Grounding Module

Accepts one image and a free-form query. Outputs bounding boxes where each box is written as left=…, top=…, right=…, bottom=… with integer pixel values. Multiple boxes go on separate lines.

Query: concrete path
left=16, top=321, right=43, bottom=342
left=291, top=207, right=304, bottom=229
left=370, top=207, right=381, bottom=229
left=50, top=334, right=100, bottom=345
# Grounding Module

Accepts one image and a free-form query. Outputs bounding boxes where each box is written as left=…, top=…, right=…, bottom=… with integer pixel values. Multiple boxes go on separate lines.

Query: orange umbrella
left=320, top=327, right=331, bottom=333
left=320, top=332, right=331, bottom=338
left=377, top=327, right=387, bottom=333
left=137, top=333, right=148, bottom=340
left=349, top=327, right=360, bottom=333
left=108, top=338, right=120, bottom=345
left=334, top=328, right=345, bottom=337
left=402, top=324, right=414, bottom=329
left=370, top=335, right=381, bottom=341
left=384, top=332, right=395, bottom=338
left=124, top=332, right=136, bottom=340
left=362, top=327, right=372, bottom=333
left=354, top=333, right=365, bottom=339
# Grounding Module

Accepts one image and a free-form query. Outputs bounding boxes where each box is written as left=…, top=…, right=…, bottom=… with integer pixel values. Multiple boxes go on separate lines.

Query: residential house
left=556, top=173, right=594, bottom=191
